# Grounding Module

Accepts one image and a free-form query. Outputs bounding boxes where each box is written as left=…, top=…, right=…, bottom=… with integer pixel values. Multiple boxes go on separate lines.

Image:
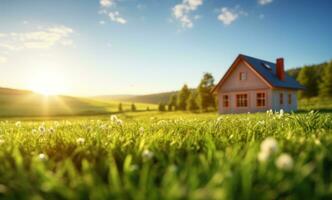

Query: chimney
left=276, top=58, right=285, bottom=81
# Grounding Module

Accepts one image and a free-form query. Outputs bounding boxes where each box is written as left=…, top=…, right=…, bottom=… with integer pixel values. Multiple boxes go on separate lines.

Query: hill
left=0, top=87, right=156, bottom=117
left=96, top=91, right=178, bottom=104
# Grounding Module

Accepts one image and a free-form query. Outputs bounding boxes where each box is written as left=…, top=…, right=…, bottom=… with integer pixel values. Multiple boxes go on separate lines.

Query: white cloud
left=0, top=25, right=74, bottom=50
left=100, top=0, right=114, bottom=8
left=99, top=0, right=127, bottom=25
left=218, top=7, right=239, bottom=25
left=0, top=56, right=7, bottom=64
left=109, top=12, right=127, bottom=24
left=258, top=0, right=273, bottom=5
left=172, top=0, right=203, bottom=29
left=99, top=20, right=106, bottom=25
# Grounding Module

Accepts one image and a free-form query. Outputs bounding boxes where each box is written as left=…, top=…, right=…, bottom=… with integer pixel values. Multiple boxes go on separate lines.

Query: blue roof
left=240, top=54, right=305, bottom=90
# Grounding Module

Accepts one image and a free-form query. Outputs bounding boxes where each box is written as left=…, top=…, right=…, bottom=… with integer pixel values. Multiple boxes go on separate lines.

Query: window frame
left=222, top=95, right=229, bottom=108
left=288, top=93, right=292, bottom=105
left=256, top=92, right=266, bottom=107
left=279, top=93, right=284, bottom=105
left=236, top=93, right=248, bottom=108
left=239, top=72, right=247, bottom=81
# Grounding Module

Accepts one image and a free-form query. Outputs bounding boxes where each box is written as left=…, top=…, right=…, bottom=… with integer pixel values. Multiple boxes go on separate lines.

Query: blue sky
left=0, top=0, right=331, bottom=96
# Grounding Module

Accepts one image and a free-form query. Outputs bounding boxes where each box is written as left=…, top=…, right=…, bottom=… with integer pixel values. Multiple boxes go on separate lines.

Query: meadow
left=0, top=111, right=332, bottom=199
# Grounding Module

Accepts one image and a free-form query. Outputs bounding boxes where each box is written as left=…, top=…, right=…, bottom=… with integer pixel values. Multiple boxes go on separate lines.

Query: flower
left=38, top=125, right=46, bottom=133
left=110, top=115, right=118, bottom=122
left=77, top=137, right=85, bottom=144
left=142, top=149, right=154, bottom=161
left=275, top=153, right=294, bottom=171
left=257, top=151, right=269, bottom=162
left=15, top=121, right=21, bottom=128
left=49, top=127, right=55, bottom=133
left=38, top=153, right=47, bottom=161
left=257, top=137, right=278, bottom=162
left=0, top=139, right=4, bottom=145
left=260, top=137, right=278, bottom=155
left=139, top=127, right=144, bottom=133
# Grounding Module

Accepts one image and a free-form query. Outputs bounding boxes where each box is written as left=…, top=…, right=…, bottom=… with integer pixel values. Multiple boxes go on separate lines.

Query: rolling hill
left=0, top=87, right=156, bottom=117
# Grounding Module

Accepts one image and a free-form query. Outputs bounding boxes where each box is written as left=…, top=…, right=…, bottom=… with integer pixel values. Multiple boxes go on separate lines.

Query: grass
left=0, top=111, right=331, bottom=199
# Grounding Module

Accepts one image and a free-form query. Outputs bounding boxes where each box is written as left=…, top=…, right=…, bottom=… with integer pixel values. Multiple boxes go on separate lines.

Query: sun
left=28, top=68, right=67, bottom=96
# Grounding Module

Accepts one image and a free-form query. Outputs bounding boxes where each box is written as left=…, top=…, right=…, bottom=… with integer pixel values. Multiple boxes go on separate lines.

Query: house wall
left=271, top=89, right=298, bottom=112
left=217, top=60, right=273, bottom=114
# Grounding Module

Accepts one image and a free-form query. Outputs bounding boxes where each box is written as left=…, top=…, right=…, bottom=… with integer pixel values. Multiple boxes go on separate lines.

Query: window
left=236, top=94, right=248, bottom=107
left=223, top=95, right=229, bottom=107
left=279, top=93, right=284, bottom=105
left=239, top=72, right=247, bottom=80
left=288, top=94, right=292, bottom=105
left=256, top=93, right=266, bottom=107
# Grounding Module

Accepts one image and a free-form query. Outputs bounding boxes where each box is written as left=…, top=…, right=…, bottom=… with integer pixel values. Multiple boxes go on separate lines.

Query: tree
left=167, top=104, right=173, bottom=111
left=319, top=61, right=332, bottom=97
left=118, top=103, right=123, bottom=113
left=177, top=84, right=190, bottom=110
left=168, top=94, right=177, bottom=111
left=146, top=106, right=150, bottom=111
left=297, top=66, right=318, bottom=98
left=197, top=73, right=216, bottom=111
left=131, top=103, right=136, bottom=112
left=158, top=103, right=166, bottom=111
left=187, top=91, right=199, bottom=111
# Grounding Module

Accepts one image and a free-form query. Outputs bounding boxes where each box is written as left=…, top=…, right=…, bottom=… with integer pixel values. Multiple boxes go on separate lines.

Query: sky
left=0, top=0, right=331, bottom=96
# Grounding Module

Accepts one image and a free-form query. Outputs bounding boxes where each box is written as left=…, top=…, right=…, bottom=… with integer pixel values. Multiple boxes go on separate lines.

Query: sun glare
left=28, top=68, right=67, bottom=96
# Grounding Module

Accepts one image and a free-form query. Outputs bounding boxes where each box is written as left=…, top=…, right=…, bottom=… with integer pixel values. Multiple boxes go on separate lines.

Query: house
left=212, top=54, right=305, bottom=114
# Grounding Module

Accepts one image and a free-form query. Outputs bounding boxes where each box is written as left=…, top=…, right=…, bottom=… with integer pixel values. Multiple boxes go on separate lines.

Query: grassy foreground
left=0, top=111, right=332, bottom=199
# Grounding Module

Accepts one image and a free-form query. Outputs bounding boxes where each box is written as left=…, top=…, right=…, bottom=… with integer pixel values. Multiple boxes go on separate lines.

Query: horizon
left=1, top=0, right=332, bottom=96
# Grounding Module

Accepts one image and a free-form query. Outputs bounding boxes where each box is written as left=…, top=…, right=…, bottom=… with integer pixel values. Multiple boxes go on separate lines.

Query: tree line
left=158, top=73, right=217, bottom=112
left=288, top=60, right=332, bottom=98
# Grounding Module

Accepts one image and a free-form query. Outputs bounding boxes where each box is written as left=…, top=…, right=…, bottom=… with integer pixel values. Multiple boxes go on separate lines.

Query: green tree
left=158, top=103, right=166, bottom=112
left=297, top=66, right=318, bottom=98
left=168, top=94, right=177, bottom=111
left=131, top=103, right=136, bottom=112
left=187, top=91, right=199, bottom=111
left=319, top=61, right=332, bottom=97
left=118, top=103, right=123, bottom=113
left=177, top=84, right=190, bottom=110
left=167, top=104, right=173, bottom=111
left=197, top=73, right=216, bottom=111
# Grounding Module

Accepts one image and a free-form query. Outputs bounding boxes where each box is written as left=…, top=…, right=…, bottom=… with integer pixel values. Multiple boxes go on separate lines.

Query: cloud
left=0, top=25, right=74, bottom=50
left=258, top=0, right=273, bottom=5
left=218, top=7, right=239, bottom=25
left=0, top=56, right=7, bottom=64
left=100, top=0, right=114, bottom=8
left=172, top=0, right=204, bottom=29
left=109, top=12, right=127, bottom=24
left=99, top=0, right=127, bottom=25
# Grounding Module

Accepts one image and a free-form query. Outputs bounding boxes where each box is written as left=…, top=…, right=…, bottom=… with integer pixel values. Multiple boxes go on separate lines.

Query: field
left=0, top=87, right=156, bottom=117
left=0, top=111, right=332, bottom=199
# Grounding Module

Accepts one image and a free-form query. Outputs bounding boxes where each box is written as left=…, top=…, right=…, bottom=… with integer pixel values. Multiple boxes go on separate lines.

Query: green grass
left=0, top=111, right=332, bottom=199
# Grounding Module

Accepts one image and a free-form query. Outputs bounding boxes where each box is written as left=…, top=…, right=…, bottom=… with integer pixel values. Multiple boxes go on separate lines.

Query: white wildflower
left=216, top=117, right=222, bottom=123
left=15, top=121, right=21, bottom=128
left=38, top=125, right=46, bottom=133
left=279, top=109, right=284, bottom=118
left=142, top=149, right=154, bottom=161
left=260, top=137, right=278, bottom=155
left=110, top=115, right=118, bottom=122
left=139, top=127, right=144, bottom=133
left=49, top=127, right=55, bottom=133
left=32, top=129, right=37, bottom=134
left=38, top=153, right=47, bottom=161
left=257, top=137, right=278, bottom=162
left=54, top=121, right=60, bottom=127
left=257, top=151, right=270, bottom=162
left=275, top=153, right=294, bottom=171
left=77, top=137, right=85, bottom=144
left=0, top=139, right=4, bottom=145
left=116, top=119, right=123, bottom=126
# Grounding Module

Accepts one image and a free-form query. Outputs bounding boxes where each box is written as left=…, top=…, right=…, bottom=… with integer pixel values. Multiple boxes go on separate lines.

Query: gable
left=217, top=59, right=271, bottom=93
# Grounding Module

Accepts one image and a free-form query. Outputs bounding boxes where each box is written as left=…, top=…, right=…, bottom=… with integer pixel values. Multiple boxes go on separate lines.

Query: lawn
left=0, top=111, right=331, bottom=199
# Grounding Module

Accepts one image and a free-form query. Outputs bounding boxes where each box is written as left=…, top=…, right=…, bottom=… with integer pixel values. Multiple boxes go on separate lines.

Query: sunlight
left=28, top=68, right=67, bottom=96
